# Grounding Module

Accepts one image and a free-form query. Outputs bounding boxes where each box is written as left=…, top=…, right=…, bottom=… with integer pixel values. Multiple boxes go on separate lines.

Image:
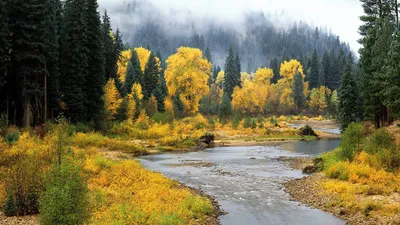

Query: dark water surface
left=139, top=140, right=343, bottom=225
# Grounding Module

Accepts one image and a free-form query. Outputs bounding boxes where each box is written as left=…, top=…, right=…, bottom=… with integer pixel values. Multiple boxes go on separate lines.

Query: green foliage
left=152, top=112, right=174, bottom=124
left=173, top=93, right=185, bottom=119
left=143, top=53, right=160, bottom=101
left=308, top=50, right=319, bottom=89
left=219, top=94, right=232, bottom=120
left=40, top=159, right=89, bottom=225
left=364, top=129, right=395, bottom=155
left=325, top=162, right=349, bottom=181
left=4, top=191, right=16, bottom=217
left=223, top=47, right=240, bottom=99
left=292, top=71, right=305, bottom=112
left=270, top=57, right=280, bottom=84
left=85, top=0, right=106, bottom=122
left=124, top=50, right=142, bottom=97
left=338, top=63, right=361, bottom=131
left=339, top=123, right=365, bottom=161
left=244, top=117, right=257, bottom=129
left=5, top=128, right=19, bottom=144
left=232, top=114, right=241, bottom=130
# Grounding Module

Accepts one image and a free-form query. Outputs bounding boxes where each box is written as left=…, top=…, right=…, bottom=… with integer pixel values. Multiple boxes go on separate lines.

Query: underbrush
left=0, top=122, right=215, bottom=224
left=319, top=122, right=400, bottom=219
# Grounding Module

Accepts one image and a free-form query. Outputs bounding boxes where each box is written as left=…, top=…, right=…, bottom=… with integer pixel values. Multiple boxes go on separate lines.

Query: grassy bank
left=285, top=123, right=400, bottom=224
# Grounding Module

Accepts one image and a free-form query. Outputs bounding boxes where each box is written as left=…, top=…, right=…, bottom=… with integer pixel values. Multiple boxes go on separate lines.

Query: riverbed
left=139, top=140, right=344, bottom=225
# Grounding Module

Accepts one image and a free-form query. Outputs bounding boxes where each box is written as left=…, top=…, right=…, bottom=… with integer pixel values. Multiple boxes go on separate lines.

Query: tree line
left=0, top=0, right=123, bottom=127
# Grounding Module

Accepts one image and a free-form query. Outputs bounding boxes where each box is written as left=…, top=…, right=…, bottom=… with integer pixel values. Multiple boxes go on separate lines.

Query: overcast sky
left=98, top=0, right=364, bottom=52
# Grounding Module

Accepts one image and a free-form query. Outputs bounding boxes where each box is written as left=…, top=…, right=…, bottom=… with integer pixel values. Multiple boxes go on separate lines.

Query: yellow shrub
left=88, top=160, right=213, bottom=224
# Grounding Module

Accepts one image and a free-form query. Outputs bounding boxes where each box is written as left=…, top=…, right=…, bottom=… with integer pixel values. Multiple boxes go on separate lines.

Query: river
left=139, top=140, right=343, bottom=225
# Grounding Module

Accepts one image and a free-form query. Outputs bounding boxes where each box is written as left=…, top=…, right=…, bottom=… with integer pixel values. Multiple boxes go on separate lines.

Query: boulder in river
left=299, top=125, right=318, bottom=138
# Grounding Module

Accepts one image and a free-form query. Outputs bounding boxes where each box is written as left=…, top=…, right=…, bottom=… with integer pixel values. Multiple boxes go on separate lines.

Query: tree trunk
left=24, top=97, right=31, bottom=128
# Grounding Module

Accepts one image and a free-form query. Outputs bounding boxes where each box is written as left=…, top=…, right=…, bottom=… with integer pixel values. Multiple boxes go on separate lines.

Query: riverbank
left=283, top=123, right=400, bottom=225
left=284, top=173, right=400, bottom=225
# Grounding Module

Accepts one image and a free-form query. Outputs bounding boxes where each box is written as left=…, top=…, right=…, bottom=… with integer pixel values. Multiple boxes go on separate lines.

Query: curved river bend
left=139, top=140, right=344, bottom=225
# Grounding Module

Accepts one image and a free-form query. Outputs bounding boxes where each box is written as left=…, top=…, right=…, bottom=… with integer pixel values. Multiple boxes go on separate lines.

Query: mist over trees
left=110, top=0, right=353, bottom=72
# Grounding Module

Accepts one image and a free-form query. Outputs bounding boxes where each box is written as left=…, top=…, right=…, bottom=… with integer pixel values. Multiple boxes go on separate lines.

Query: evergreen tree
left=60, top=0, right=89, bottom=122
left=8, top=0, right=48, bottom=126
left=235, top=54, right=242, bottom=88
left=173, top=92, right=184, bottom=118
left=219, top=93, right=232, bottom=120
left=204, top=47, right=212, bottom=64
left=327, top=51, right=340, bottom=90
left=223, top=47, right=238, bottom=100
left=383, top=30, right=400, bottom=117
left=321, top=51, right=330, bottom=87
left=85, top=0, right=106, bottom=122
left=102, top=11, right=116, bottom=81
left=213, top=66, right=221, bottom=81
left=143, top=52, right=160, bottom=101
left=45, top=0, right=63, bottom=120
left=339, top=63, right=361, bottom=131
left=0, top=0, right=9, bottom=115
left=292, top=71, right=305, bottom=113
left=123, top=50, right=142, bottom=97
left=270, top=57, right=280, bottom=84
left=309, top=50, right=319, bottom=90
left=154, top=73, right=167, bottom=113
left=113, top=28, right=124, bottom=89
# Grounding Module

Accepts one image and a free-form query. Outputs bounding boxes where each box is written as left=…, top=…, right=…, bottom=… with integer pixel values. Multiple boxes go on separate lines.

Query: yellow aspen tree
left=254, top=67, right=274, bottom=85
left=165, top=47, right=211, bottom=114
left=117, top=49, right=132, bottom=83
left=104, top=79, right=123, bottom=120
left=134, top=47, right=152, bottom=72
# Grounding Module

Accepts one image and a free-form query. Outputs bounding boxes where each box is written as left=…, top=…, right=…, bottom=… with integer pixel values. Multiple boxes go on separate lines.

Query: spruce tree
left=102, top=11, right=116, bottom=81
left=322, top=51, right=330, bottom=87
left=204, top=47, right=212, bottom=64
left=383, top=30, right=400, bottom=117
left=235, top=53, right=242, bottom=88
left=270, top=57, right=280, bottom=84
left=45, top=0, right=63, bottom=120
left=0, top=0, right=8, bottom=90
left=326, top=51, right=340, bottom=91
left=219, top=93, right=232, bottom=120
left=339, top=63, right=361, bottom=131
left=292, top=71, right=305, bottom=113
left=123, top=49, right=142, bottom=97
left=143, top=52, right=160, bottom=101
left=223, top=47, right=238, bottom=100
left=0, top=0, right=9, bottom=115
left=8, top=0, right=48, bottom=126
left=85, top=0, right=106, bottom=122
left=154, top=73, right=167, bottom=113
left=60, top=0, right=88, bottom=122
left=309, top=50, right=319, bottom=90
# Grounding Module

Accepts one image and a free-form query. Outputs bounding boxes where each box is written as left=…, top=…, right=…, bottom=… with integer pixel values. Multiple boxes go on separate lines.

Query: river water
left=139, top=140, right=344, bottom=225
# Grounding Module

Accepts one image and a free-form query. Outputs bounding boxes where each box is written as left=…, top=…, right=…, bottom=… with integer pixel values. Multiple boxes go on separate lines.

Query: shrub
left=232, top=115, right=241, bottom=130
left=153, top=112, right=174, bottom=124
left=364, top=129, right=395, bottom=155
left=339, top=123, right=365, bottom=161
left=4, top=191, right=16, bottom=217
left=244, top=117, right=256, bottom=129
left=40, top=159, right=89, bottom=225
left=5, top=128, right=19, bottom=144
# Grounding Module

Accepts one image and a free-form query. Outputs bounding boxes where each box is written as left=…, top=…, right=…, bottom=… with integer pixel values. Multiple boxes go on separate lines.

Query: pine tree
left=383, top=30, right=400, bottom=117
left=204, top=47, right=212, bottom=64
left=321, top=51, right=330, bottom=87
left=339, top=63, right=361, bottom=131
left=154, top=73, right=167, bottom=113
left=60, top=0, right=88, bottom=122
left=143, top=52, right=160, bottom=101
left=45, top=0, right=63, bottom=120
left=292, top=71, right=305, bottom=113
left=102, top=11, right=116, bottom=81
left=235, top=53, right=242, bottom=88
left=0, top=0, right=9, bottom=115
left=123, top=50, right=142, bottom=97
left=219, top=93, right=232, bottom=121
left=223, top=47, right=238, bottom=100
left=327, top=51, right=340, bottom=90
left=8, top=0, right=48, bottom=126
left=85, top=0, right=106, bottom=122
left=309, top=50, right=319, bottom=90
left=0, top=0, right=8, bottom=90
left=270, top=57, right=280, bottom=84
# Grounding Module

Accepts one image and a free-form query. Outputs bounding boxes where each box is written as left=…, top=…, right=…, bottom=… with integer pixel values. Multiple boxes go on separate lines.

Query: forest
left=0, top=0, right=400, bottom=224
